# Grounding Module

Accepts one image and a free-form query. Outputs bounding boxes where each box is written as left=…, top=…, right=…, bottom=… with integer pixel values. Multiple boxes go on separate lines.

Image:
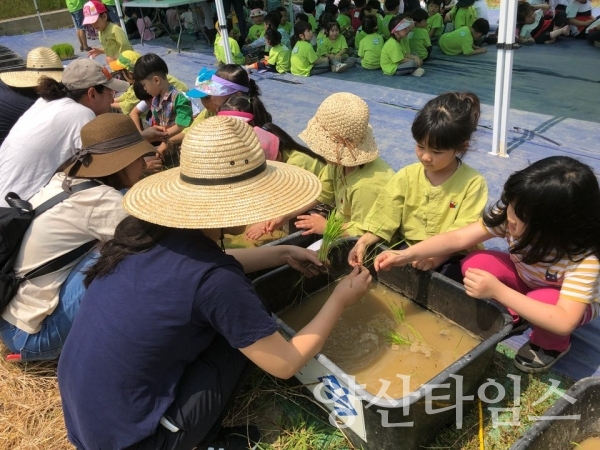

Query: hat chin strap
left=219, top=229, right=226, bottom=252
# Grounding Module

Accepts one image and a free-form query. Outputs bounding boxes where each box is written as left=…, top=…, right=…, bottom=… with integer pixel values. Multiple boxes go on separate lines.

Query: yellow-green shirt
left=99, top=22, right=133, bottom=59
left=281, top=21, right=293, bottom=35
left=427, top=12, right=444, bottom=37
left=358, top=33, right=384, bottom=69
left=380, top=37, right=409, bottom=75
left=308, top=14, right=318, bottom=31
left=183, top=108, right=217, bottom=134
left=116, top=74, right=188, bottom=115
left=452, top=6, right=477, bottom=29
left=439, top=26, right=474, bottom=55
left=317, top=157, right=395, bottom=236
left=269, top=44, right=291, bottom=73
left=337, top=14, right=352, bottom=31
left=291, top=40, right=319, bottom=76
left=362, top=162, right=488, bottom=245
left=281, top=149, right=326, bottom=177
left=317, top=34, right=348, bottom=57
left=248, top=23, right=266, bottom=42
left=409, top=27, right=431, bottom=60
left=355, top=28, right=367, bottom=48
left=382, top=14, right=395, bottom=39
left=214, top=35, right=244, bottom=65
left=375, top=14, right=388, bottom=39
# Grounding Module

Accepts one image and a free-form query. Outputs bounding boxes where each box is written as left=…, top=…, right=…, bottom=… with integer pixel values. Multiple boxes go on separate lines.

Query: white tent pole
left=32, top=0, right=47, bottom=38
left=114, top=0, right=127, bottom=31
left=498, top=0, right=518, bottom=158
left=215, top=0, right=234, bottom=64
left=490, top=0, right=508, bottom=156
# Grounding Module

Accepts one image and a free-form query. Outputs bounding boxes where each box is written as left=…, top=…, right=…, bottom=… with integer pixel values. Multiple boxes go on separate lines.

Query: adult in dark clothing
left=224, top=0, right=248, bottom=42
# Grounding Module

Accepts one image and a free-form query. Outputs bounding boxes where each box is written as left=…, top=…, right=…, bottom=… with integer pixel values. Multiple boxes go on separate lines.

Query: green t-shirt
left=66, top=0, right=85, bottom=12
left=291, top=40, right=319, bottom=76
left=281, top=21, right=293, bottom=35
left=439, top=26, right=474, bottom=55
left=247, top=23, right=265, bottom=42
left=453, top=6, right=477, bottom=29
left=316, top=30, right=326, bottom=51
left=358, top=33, right=384, bottom=69
left=102, top=0, right=115, bottom=5
left=375, top=14, right=388, bottom=39
left=214, top=35, right=244, bottom=65
left=380, top=37, right=407, bottom=75
left=354, top=28, right=367, bottom=48
left=382, top=14, right=394, bottom=39
left=269, top=44, right=291, bottom=73
left=317, top=34, right=348, bottom=57
left=337, top=14, right=352, bottom=31
left=317, top=157, right=395, bottom=236
left=409, top=27, right=431, bottom=60
left=427, top=12, right=444, bottom=37
left=99, top=22, right=133, bottom=59
left=281, top=149, right=326, bottom=177
left=184, top=109, right=217, bottom=134
left=308, top=14, right=318, bottom=31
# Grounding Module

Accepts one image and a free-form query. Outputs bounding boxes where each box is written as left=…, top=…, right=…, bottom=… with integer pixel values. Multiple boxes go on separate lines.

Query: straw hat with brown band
left=0, top=47, right=64, bottom=88
left=123, top=116, right=322, bottom=229
left=298, top=92, right=379, bottom=167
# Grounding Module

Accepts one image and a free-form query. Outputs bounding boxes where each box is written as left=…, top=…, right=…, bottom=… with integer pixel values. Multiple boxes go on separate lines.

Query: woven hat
left=62, top=59, right=129, bottom=92
left=0, top=47, right=63, bottom=88
left=299, top=93, right=379, bottom=167
left=63, top=113, right=155, bottom=178
left=109, top=50, right=141, bottom=72
left=123, top=116, right=322, bottom=229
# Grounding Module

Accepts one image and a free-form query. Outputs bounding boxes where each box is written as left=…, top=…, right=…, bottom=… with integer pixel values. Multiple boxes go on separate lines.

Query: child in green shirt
left=445, top=0, right=477, bottom=30
left=246, top=29, right=291, bottom=73
left=358, top=15, right=384, bottom=69
left=83, top=0, right=132, bottom=63
left=439, top=18, right=489, bottom=55
left=276, top=7, right=293, bottom=35
left=380, top=15, right=424, bottom=76
left=349, top=92, right=488, bottom=282
left=290, top=21, right=332, bottom=76
left=215, top=19, right=245, bottom=65
left=427, top=0, right=444, bottom=40
left=246, top=9, right=267, bottom=43
left=302, top=0, right=319, bottom=30
left=317, top=20, right=356, bottom=71
left=383, top=0, right=401, bottom=39
left=337, top=0, right=355, bottom=45
left=409, top=8, right=433, bottom=60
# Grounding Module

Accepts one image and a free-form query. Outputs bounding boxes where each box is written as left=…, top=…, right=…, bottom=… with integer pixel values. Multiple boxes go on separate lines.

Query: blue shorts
left=71, top=9, right=85, bottom=30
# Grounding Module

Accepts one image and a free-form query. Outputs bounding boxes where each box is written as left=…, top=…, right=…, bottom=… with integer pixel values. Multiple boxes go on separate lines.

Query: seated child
left=244, top=10, right=291, bottom=54
left=129, top=81, right=154, bottom=133
left=317, top=20, right=356, bottom=72
left=358, top=15, right=385, bottom=69
left=337, top=0, right=356, bottom=43
left=302, top=0, right=320, bottom=31
left=215, top=19, right=245, bottom=65
left=410, top=8, right=433, bottom=61
left=291, top=21, right=332, bottom=76
left=517, top=1, right=569, bottom=44
left=383, top=0, right=401, bottom=39
left=246, top=29, right=291, bottom=72
left=557, top=0, right=594, bottom=38
left=276, top=6, right=293, bottom=35
left=586, top=17, right=600, bottom=47
left=445, top=0, right=477, bottom=30
left=381, top=15, right=424, bottom=76
left=247, top=8, right=267, bottom=43
left=439, top=18, right=489, bottom=55
left=83, top=0, right=133, bottom=63
left=133, top=53, right=193, bottom=162
left=365, top=0, right=389, bottom=38
left=427, top=0, right=444, bottom=40
left=350, top=0, right=367, bottom=31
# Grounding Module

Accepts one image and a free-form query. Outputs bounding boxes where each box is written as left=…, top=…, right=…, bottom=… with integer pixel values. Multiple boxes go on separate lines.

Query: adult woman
left=58, top=116, right=372, bottom=449
left=0, top=114, right=154, bottom=362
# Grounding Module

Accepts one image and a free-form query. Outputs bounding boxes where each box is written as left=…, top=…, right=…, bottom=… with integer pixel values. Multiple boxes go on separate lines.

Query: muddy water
left=573, top=437, right=600, bottom=449
left=279, top=280, right=481, bottom=398
left=223, top=227, right=287, bottom=249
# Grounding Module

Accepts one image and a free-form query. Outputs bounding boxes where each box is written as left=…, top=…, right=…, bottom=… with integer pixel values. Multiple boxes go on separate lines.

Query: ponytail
left=262, top=123, right=326, bottom=163
left=38, top=76, right=101, bottom=103
left=247, top=79, right=272, bottom=126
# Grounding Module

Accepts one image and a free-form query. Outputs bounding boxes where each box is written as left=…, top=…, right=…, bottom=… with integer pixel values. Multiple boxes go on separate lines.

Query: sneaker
left=411, top=68, right=425, bottom=77
left=197, top=425, right=261, bottom=450
left=514, top=340, right=570, bottom=373
left=332, top=62, right=348, bottom=73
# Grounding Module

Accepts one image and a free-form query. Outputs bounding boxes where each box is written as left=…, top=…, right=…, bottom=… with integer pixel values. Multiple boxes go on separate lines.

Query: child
left=246, top=29, right=291, bottom=72
left=374, top=156, right=600, bottom=373
left=133, top=53, right=193, bottom=160
left=276, top=6, right=293, bottom=35
left=247, top=8, right=267, bottom=43
left=383, top=0, right=401, bottom=38
left=302, top=0, right=319, bottom=30
left=587, top=17, right=600, bottom=47
left=380, top=15, right=424, bottom=76
left=366, top=0, right=389, bottom=38
left=215, top=19, right=245, bottom=65
left=516, top=1, right=569, bottom=44
left=427, top=0, right=444, bottom=40
left=83, top=0, right=133, bottom=63
left=439, top=18, right=489, bottom=55
left=129, top=81, right=154, bottom=133
left=350, top=0, right=367, bottom=31
left=349, top=92, right=488, bottom=281
left=337, top=0, right=354, bottom=33
left=263, top=93, right=395, bottom=238
left=317, top=20, right=356, bottom=71
left=316, top=0, right=327, bottom=19
left=445, top=0, right=477, bottom=30
left=410, top=8, right=433, bottom=61
left=358, top=15, right=385, bottom=69
left=247, top=10, right=292, bottom=49
left=556, top=0, right=594, bottom=38
left=290, top=21, right=333, bottom=76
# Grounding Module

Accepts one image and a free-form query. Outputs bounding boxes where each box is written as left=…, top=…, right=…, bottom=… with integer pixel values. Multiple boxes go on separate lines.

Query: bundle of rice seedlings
left=317, top=210, right=345, bottom=264
left=51, top=43, right=75, bottom=60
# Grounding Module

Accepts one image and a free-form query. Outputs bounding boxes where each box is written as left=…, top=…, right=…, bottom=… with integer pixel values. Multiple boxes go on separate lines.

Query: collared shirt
left=151, top=85, right=193, bottom=128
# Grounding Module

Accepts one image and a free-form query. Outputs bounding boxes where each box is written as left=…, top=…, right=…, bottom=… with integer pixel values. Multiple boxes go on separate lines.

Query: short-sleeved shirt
left=58, top=230, right=279, bottom=449
left=116, top=74, right=187, bottom=116
left=0, top=80, right=37, bottom=147
left=151, top=85, right=193, bottom=128
left=291, top=40, right=320, bottom=76
left=308, top=14, right=319, bottom=31
left=317, top=157, right=395, bottom=235
left=354, top=28, right=367, bottom=48
left=362, top=162, right=488, bottom=245
left=317, top=34, right=348, bottom=57
left=281, top=148, right=326, bottom=177
left=375, top=14, right=388, bottom=38
left=337, top=14, right=352, bottom=30
left=427, top=12, right=444, bottom=37
left=99, top=22, right=133, bottom=59
left=409, top=27, right=431, bottom=59
left=520, top=9, right=543, bottom=38
left=452, top=6, right=477, bottom=29
left=380, top=37, right=408, bottom=75
left=281, top=21, right=293, bottom=35
left=382, top=14, right=395, bottom=39
left=66, top=0, right=85, bottom=12
left=482, top=220, right=600, bottom=319
left=214, top=35, right=245, bottom=65
left=247, top=23, right=266, bottom=42
left=358, top=33, right=384, bottom=69
left=269, top=44, right=291, bottom=73
left=439, top=26, right=474, bottom=55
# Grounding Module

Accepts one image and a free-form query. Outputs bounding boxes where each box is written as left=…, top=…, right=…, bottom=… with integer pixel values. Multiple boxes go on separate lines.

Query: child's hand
left=374, top=250, right=412, bottom=272
left=463, top=268, right=500, bottom=299
left=156, top=142, right=168, bottom=156
left=245, top=222, right=267, bottom=240
left=265, top=216, right=286, bottom=233
left=332, top=266, right=372, bottom=308
left=143, top=154, right=163, bottom=175
left=87, top=48, right=103, bottom=58
left=348, top=240, right=368, bottom=267
left=295, top=214, right=327, bottom=235
left=411, top=258, right=437, bottom=271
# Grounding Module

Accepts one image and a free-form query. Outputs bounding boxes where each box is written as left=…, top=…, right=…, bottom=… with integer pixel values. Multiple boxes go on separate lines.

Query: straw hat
left=0, top=47, right=63, bottom=88
left=299, top=93, right=379, bottom=167
left=123, top=116, right=322, bottom=229
left=63, top=114, right=155, bottom=178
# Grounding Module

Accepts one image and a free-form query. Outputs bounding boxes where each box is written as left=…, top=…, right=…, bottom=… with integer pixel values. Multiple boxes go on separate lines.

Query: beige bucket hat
left=0, top=47, right=63, bottom=88
left=299, top=92, right=379, bottom=167
left=123, top=116, right=322, bottom=229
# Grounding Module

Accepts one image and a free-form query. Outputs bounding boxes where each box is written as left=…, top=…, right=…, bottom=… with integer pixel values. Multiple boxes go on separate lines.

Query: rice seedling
left=384, top=330, right=411, bottom=346
left=389, top=302, right=405, bottom=323
left=360, top=239, right=406, bottom=268
left=51, top=43, right=75, bottom=60
left=317, top=210, right=345, bottom=265
left=406, top=323, right=423, bottom=342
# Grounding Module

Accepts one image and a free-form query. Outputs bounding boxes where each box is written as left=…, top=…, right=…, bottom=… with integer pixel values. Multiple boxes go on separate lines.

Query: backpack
left=0, top=181, right=99, bottom=311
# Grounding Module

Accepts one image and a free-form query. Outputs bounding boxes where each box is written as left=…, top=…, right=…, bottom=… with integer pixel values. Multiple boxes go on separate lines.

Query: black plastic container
left=511, top=377, right=600, bottom=449
left=253, top=239, right=513, bottom=450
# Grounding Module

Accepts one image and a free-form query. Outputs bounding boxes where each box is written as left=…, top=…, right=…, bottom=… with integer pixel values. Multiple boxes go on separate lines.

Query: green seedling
left=384, top=330, right=411, bottom=346
left=317, top=210, right=345, bottom=264
left=51, top=43, right=75, bottom=60
left=389, top=302, right=405, bottom=323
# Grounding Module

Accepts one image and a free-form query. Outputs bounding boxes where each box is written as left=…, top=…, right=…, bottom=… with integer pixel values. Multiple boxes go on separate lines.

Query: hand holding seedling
left=141, top=126, right=168, bottom=143
left=374, top=249, right=412, bottom=271
left=265, top=215, right=286, bottom=234
left=333, top=266, right=372, bottom=308
left=295, top=213, right=327, bottom=235
left=463, top=268, right=501, bottom=299
left=245, top=222, right=268, bottom=240
left=283, top=247, right=323, bottom=278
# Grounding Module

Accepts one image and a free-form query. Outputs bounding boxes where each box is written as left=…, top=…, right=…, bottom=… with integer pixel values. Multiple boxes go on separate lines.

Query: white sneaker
left=332, top=62, right=349, bottom=73
left=411, top=68, right=425, bottom=77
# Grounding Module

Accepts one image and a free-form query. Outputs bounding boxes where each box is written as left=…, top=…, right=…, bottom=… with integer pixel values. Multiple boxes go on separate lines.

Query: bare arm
left=129, top=108, right=145, bottom=134
left=226, top=245, right=322, bottom=274
left=265, top=200, right=319, bottom=233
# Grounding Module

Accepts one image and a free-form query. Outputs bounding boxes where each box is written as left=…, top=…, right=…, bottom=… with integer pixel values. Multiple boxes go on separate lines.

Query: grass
left=51, top=43, right=75, bottom=60
left=0, top=0, right=66, bottom=22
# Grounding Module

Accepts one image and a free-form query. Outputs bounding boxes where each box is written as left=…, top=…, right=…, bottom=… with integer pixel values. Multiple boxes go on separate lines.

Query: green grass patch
left=51, top=43, right=75, bottom=60
left=0, top=0, right=66, bottom=22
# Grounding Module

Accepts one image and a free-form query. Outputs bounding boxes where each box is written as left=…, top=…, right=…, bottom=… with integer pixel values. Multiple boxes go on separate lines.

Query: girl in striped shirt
left=374, top=156, right=600, bottom=373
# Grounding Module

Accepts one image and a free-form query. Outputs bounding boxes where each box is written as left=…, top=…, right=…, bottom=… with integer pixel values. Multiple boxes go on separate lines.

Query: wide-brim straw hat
left=123, top=116, right=322, bottom=229
left=63, top=113, right=155, bottom=178
left=0, top=47, right=63, bottom=88
left=299, top=92, right=379, bottom=167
